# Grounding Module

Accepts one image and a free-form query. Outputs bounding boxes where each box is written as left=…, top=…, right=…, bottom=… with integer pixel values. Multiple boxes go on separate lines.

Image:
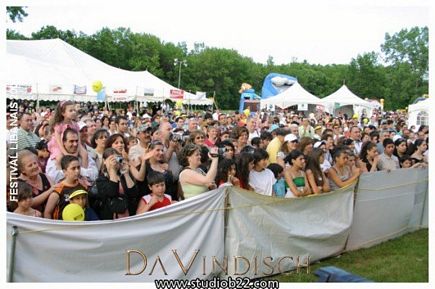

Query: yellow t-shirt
left=266, top=137, right=282, bottom=164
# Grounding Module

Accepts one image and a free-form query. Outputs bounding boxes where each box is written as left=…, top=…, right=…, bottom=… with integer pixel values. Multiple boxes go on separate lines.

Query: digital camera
left=170, top=133, right=182, bottom=142
left=218, top=147, right=228, bottom=156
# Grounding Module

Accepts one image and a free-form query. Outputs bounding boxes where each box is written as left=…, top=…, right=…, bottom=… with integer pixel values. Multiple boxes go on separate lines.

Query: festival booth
left=408, top=98, right=430, bottom=130
left=320, top=85, right=379, bottom=117
left=260, top=81, right=322, bottom=113
left=6, top=39, right=211, bottom=107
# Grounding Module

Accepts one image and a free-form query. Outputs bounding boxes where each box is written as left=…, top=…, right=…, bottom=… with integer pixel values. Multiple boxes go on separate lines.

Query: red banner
left=170, top=89, right=184, bottom=99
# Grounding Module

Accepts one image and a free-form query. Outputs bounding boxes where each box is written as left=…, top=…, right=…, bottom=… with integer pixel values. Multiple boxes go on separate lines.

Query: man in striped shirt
left=17, top=112, right=40, bottom=151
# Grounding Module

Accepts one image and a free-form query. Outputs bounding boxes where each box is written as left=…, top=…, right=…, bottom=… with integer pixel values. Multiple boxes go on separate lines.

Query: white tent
left=6, top=39, right=213, bottom=105
left=260, top=81, right=321, bottom=109
left=408, top=98, right=430, bottom=129
left=320, top=85, right=378, bottom=116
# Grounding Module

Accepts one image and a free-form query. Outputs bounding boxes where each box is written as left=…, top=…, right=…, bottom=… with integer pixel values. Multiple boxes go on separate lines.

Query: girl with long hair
left=305, top=148, right=330, bottom=194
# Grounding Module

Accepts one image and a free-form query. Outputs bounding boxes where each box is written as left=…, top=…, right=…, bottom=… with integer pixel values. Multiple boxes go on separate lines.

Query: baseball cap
left=137, top=124, right=152, bottom=132
left=392, top=134, right=403, bottom=142
left=78, top=121, right=87, bottom=131
left=314, top=140, right=326, bottom=149
left=69, top=189, right=88, bottom=200
left=284, top=134, right=298, bottom=143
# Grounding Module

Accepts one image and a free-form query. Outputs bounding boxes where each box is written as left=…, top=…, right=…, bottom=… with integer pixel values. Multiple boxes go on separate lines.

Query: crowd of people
left=6, top=100, right=429, bottom=221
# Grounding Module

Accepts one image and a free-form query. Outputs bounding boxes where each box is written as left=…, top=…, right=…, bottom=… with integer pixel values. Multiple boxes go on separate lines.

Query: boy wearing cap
left=69, top=189, right=99, bottom=221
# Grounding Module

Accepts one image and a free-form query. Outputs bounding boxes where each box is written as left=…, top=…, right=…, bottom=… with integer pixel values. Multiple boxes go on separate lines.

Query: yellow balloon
left=62, top=203, right=85, bottom=221
left=174, top=110, right=181, bottom=116
left=92, top=80, right=103, bottom=93
left=243, top=108, right=250, bottom=117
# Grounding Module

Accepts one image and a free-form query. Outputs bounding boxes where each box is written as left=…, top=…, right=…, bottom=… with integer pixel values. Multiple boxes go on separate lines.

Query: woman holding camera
left=178, top=144, right=219, bottom=199
left=95, top=147, right=138, bottom=219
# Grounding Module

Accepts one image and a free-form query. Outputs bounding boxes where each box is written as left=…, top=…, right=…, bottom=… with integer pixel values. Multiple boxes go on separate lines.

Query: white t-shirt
left=249, top=168, right=276, bottom=196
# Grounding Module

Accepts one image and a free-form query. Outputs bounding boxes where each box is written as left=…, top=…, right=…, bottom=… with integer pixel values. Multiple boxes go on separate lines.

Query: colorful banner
left=6, top=85, right=32, bottom=95
left=73, top=85, right=87, bottom=95
left=170, top=89, right=184, bottom=99
left=49, top=85, right=63, bottom=94
left=143, top=88, right=154, bottom=96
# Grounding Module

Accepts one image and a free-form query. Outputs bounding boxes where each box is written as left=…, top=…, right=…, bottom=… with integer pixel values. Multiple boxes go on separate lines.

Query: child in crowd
left=136, top=172, right=174, bottom=214
left=400, top=156, right=413, bottom=168
left=235, top=152, right=255, bottom=190
left=284, top=150, right=312, bottom=197
left=127, top=136, right=138, bottom=151
left=44, top=155, right=87, bottom=219
left=215, top=159, right=240, bottom=188
left=249, top=149, right=276, bottom=196
left=68, top=189, right=99, bottom=221
left=268, top=163, right=286, bottom=198
left=47, top=101, right=80, bottom=166
left=14, top=181, right=42, bottom=217
left=305, top=148, right=330, bottom=194
left=35, top=140, right=50, bottom=173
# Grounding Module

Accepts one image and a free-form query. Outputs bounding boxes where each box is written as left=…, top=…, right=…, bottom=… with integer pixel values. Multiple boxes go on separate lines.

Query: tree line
left=7, top=11, right=427, bottom=110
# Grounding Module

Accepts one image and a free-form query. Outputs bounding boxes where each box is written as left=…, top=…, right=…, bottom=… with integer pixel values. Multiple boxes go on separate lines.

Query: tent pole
left=36, top=83, right=40, bottom=111
left=8, top=225, right=18, bottom=282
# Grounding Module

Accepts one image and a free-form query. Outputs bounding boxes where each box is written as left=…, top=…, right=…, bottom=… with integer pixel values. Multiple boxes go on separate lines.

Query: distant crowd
left=6, top=100, right=429, bottom=221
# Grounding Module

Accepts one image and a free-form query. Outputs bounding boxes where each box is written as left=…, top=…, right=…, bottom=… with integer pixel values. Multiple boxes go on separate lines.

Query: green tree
left=129, top=32, right=164, bottom=76
left=6, top=6, right=28, bottom=22
left=347, top=52, right=386, bottom=100
left=381, top=26, right=428, bottom=79
left=381, top=26, right=428, bottom=109
left=6, top=29, right=27, bottom=40
left=84, top=27, right=134, bottom=70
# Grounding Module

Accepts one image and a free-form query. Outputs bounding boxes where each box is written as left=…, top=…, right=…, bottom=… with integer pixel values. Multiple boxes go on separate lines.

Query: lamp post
left=174, top=58, right=187, bottom=88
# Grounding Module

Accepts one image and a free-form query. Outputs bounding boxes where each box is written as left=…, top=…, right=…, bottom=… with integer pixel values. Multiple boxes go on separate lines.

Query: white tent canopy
left=408, top=98, right=430, bottom=129
left=260, top=81, right=321, bottom=109
left=6, top=39, right=213, bottom=105
left=320, top=84, right=378, bottom=116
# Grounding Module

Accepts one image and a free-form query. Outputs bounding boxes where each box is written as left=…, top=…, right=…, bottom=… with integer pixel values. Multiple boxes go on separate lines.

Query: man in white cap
left=129, top=124, right=152, bottom=163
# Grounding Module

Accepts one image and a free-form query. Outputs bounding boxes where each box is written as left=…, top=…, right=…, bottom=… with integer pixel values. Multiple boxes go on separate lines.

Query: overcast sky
left=4, top=0, right=432, bottom=65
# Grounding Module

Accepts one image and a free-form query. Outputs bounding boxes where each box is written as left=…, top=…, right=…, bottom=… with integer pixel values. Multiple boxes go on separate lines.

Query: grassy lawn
left=265, top=229, right=428, bottom=282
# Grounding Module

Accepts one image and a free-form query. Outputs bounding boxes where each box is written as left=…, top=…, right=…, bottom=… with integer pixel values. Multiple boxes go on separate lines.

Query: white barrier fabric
left=224, top=185, right=355, bottom=278
left=7, top=188, right=226, bottom=282
left=6, top=169, right=428, bottom=281
left=408, top=168, right=429, bottom=229
left=345, top=168, right=428, bottom=251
